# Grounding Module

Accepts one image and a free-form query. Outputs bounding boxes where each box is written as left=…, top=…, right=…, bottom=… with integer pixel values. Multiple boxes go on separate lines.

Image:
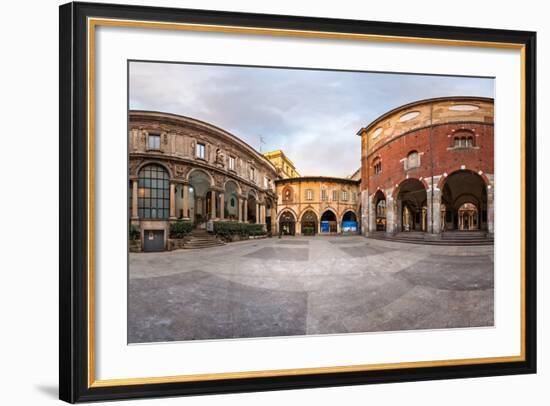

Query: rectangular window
left=249, top=166, right=255, bottom=182
left=332, top=190, right=338, bottom=201
left=196, top=143, right=205, bottom=159
left=374, top=161, right=382, bottom=175
left=306, top=189, right=313, bottom=200
left=264, top=177, right=270, bottom=189
left=148, top=134, right=160, bottom=150
left=228, top=156, right=235, bottom=171
left=321, top=189, right=328, bottom=201
left=342, top=191, right=348, bottom=201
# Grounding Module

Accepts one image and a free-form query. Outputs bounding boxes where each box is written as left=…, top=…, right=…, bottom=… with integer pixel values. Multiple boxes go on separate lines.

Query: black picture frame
left=59, top=1, right=537, bottom=403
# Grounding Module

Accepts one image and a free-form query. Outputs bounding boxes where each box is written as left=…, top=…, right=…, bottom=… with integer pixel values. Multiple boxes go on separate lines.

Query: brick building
left=357, top=96, right=494, bottom=239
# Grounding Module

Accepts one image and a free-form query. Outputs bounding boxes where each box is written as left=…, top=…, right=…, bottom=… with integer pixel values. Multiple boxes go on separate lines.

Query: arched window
left=373, top=158, right=382, bottom=175
left=406, top=150, right=420, bottom=169
left=138, top=164, right=170, bottom=219
left=453, top=131, right=475, bottom=148
left=282, top=186, right=293, bottom=202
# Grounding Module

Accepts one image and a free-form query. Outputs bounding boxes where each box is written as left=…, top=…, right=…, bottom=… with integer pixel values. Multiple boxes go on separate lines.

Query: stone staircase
left=183, top=229, right=225, bottom=249
left=368, top=230, right=493, bottom=246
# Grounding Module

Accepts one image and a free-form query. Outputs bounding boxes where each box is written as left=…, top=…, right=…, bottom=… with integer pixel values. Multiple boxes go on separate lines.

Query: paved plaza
left=128, top=236, right=494, bottom=343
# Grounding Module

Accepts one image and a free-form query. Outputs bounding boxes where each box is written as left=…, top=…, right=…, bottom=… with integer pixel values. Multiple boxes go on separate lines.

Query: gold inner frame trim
left=87, top=17, right=527, bottom=388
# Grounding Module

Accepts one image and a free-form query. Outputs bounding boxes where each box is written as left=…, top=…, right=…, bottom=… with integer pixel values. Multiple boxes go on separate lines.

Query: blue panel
left=342, top=221, right=357, bottom=232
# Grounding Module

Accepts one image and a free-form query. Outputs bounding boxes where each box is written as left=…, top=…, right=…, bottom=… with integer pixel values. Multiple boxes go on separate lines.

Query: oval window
left=399, top=111, right=420, bottom=122
left=449, top=104, right=480, bottom=111
left=372, top=127, right=383, bottom=138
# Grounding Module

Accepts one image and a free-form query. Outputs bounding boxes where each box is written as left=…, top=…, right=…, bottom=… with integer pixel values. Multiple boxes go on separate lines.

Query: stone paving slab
left=128, top=236, right=494, bottom=343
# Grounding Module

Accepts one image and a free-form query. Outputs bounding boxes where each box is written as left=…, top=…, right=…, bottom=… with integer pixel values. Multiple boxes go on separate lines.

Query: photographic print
left=127, top=61, right=495, bottom=344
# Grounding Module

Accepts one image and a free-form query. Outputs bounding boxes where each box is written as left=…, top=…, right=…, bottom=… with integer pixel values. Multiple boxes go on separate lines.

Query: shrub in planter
left=129, top=225, right=140, bottom=240
left=213, top=221, right=266, bottom=241
left=302, top=226, right=315, bottom=236
left=169, top=219, right=192, bottom=239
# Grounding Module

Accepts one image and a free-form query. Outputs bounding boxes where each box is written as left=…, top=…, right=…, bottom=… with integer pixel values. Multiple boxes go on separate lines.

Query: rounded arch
left=440, top=169, right=488, bottom=231
left=277, top=206, right=298, bottom=222
left=320, top=208, right=338, bottom=233
left=437, top=168, right=490, bottom=191
left=298, top=206, right=317, bottom=222
left=373, top=189, right=387, bottom=231
left=300, top=209, right=318, bottom=236
left=340, top=209, right=358, bottom=223
left=394, top=178, right=428, bottom=232
left=392, top=177, right=429, bottom=200
left=223, top=179, right=241, bottom=194
left=320, top=208, right=338, bottom=221
left=278, top=209, right=297, bottom=236
left=187, top=167, right=214, bottom=187
left=135, top=160, right=172, bottom=179
left=247, top=188, right=258, bottom=199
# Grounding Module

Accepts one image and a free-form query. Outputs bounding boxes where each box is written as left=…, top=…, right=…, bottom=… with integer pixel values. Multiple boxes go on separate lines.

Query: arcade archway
left=441, top=170, right=487, bottom=231
left=301, top=210, right=318, bottom=236
left=279, top=211, right=296, bottom=236
left=396, top=179, right=427, bottom=232
left=320, top=210, right=337, bottom=233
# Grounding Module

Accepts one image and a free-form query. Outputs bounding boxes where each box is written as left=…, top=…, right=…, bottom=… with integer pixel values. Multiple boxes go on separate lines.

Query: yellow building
left=263, top=149, right=300, bottom=179
left=275, top=176, right=361, bottom=235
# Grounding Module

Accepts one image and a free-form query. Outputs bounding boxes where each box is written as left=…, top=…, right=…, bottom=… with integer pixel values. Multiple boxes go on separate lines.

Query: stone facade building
left=129, top=111, right=279, bottom=251
left=129, top=95, right=493, bottom=250
left=275, top=177, right=361, bottom=235
left=357, top=96, right=494, bottom=238
left=262, top=149, right=300, bottom=179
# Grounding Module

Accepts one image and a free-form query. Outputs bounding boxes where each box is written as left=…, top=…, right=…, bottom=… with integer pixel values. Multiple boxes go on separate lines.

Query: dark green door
left=144, top=230, right=164, bottom=252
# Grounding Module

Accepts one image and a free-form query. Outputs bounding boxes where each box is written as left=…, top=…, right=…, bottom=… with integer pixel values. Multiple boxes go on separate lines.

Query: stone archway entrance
left=320, top=210, right=337, bottom=233
left=396, top=179, right=427, bottom=232
left=188, top=170, right=212, bottom=228
left=247, top=192, right=257, bottom=223
left=441, top=170, right=488, bottom=232
left=301, top=210, right=318, bottom=236
left=373, top=190, right=387, bottom=231
left=341, top=211, right=358, bottom=233
left=279, top=211, right=296, bottom=236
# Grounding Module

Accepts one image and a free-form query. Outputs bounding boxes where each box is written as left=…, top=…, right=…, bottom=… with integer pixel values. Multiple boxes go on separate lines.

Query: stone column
left=261, top=204, right=266, bottom=224
left=238, top=198, right=243, bottom=222
left=210, top=190, right=216, bottom=219
left=182, top=184, right=189, bottom=219
left=169, top=182, right=176, bottom=219
left=219, top=193, right=225, bottom=220
left=244, top=199, right=248, bottom=222
left=337, top=219, right=341, bottom=234
left=296, top=221, right=302, bottom=235
left=426, top=187, right=442, bottom=238
left=361, top=189, right=369, bottom=236
left=256, top=202, right=260, bottom=224
left=368, top=193, right=376, bottom=233
left=396, top=200, right=403, bottom=232
left=487, top=185, right=494, bottom=235
left=270, top=206, right=277, bottom=235
left=131, top=179, right=138, bottom=219
left=385, top=196, right=395, bottom=236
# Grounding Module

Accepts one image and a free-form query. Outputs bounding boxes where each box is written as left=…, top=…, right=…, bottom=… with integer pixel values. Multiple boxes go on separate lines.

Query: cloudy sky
left=129, top=61, right=494, bottom=177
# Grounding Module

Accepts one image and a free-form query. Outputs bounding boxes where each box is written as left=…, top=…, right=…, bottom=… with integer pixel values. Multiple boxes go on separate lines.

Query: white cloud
left=130, top=61, right=494, bottom=177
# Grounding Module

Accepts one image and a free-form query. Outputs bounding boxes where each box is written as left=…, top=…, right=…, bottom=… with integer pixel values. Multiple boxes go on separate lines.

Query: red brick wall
left=362, top=123, right=494, bottom=193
